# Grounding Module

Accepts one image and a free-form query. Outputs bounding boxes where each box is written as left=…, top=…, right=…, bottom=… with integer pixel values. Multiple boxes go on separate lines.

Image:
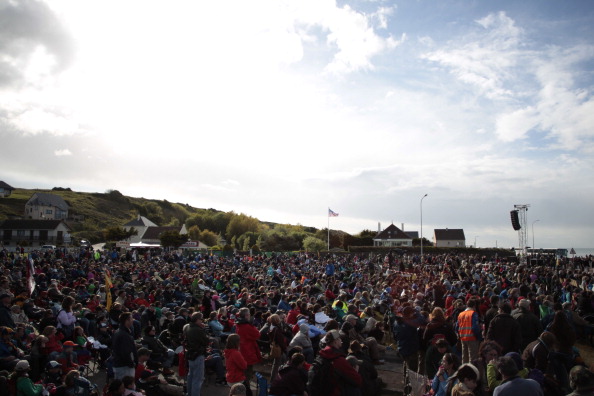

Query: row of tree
left=103, top=210, right=433, bottom=252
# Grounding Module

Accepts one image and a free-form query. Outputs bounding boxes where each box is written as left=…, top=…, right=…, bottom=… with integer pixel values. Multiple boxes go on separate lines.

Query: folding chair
left=255, top=372, right=268, bottom=396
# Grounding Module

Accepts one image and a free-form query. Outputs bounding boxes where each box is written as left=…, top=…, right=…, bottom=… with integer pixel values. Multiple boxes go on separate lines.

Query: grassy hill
left=0, top=188, right=222, bottom=243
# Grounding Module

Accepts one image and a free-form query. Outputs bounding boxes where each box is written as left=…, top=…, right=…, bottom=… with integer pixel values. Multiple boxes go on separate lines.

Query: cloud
left=323, top=5, right=402, bottom=74
left=54, top=149, right=72, bottom=156
left=8, top=106, right=82, bottom=136
left=495, top=106, right=539, bottom=142
left=421, top=11, right=594, bottom=152
left=422, top=11, right=523, bottom=100
left=0, top=0, right=74, bottom=88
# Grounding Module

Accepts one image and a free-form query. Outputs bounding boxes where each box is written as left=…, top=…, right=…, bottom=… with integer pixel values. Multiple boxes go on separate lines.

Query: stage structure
left=512, top=204, right=530, bottom=264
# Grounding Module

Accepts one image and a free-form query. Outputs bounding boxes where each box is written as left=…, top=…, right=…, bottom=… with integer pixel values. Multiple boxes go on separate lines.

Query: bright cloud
left=54, top=149, right=72, bottom=156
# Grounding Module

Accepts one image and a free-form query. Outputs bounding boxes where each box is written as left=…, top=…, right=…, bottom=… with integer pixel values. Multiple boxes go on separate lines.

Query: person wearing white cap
left=13, top=360, right=45, bottom=395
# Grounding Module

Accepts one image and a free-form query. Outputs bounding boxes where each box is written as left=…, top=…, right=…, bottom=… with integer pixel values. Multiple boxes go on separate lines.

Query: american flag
left=328, top=208, right=339, bottom=217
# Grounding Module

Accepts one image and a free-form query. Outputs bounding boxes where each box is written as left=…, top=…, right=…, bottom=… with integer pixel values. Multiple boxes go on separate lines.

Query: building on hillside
left=140, top=225, right=188, bottom=245
left=433, top=228, right=466, bottom=247
left=0, top=182, right=15, bottom=198
left=25, top=193, right=69, bottom=220
left=123, top=216, right=188, bottom=245
left=373, top=223, right=413, bottom=247
left=123, top=216, right=158, bottom=243
left=0, top=219, right=71, bottom=247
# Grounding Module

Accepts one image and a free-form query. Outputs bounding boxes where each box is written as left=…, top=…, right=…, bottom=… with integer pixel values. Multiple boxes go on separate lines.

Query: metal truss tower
left=515, top=204, right=530, bottom=263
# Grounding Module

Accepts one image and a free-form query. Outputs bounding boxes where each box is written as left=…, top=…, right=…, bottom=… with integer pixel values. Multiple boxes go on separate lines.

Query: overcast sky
left=1, top=0, right=593, bottom=249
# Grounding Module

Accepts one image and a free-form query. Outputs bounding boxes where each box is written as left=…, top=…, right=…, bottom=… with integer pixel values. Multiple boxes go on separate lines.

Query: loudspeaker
left=510, top=210, right=521, bottom=230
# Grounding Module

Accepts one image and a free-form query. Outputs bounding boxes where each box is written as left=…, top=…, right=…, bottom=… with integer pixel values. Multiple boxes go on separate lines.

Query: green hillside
left=0, top=188, right=360, bottom=250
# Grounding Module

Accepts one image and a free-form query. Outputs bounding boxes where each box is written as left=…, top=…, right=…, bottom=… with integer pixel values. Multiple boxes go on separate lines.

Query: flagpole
left=328, top=208, right=330, bottom=250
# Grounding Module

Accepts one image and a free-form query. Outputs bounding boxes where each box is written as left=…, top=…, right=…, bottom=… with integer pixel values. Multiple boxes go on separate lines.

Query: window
left=16, top=230, right=25, bottom=237
left=46, top=209, right=53, bottom=214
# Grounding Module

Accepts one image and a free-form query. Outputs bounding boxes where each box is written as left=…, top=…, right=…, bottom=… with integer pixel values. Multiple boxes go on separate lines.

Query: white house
left=433, top=228, right=466, bottom=247
left=123, top=216, right=158, bottom=243
left=373, top=223, right=413, bottom=247
left=25, top=193, right=69, bottom=220
left=0, top=219, right=71, bottom=247
left=123, top=216, right=187, bottom=245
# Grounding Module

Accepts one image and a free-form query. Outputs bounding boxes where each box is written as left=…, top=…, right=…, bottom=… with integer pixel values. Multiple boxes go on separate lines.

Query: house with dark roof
left=433, top=228, right=466, bottom=248
left=123, top=216, right=157, bottom=243
left=0, top=219, right=71, bottom=247
left=25, top=193, right=69, bottom=220
left=0, top=182, right=15, bottom=198
left=373, top=223, right=413, bottom=247
left=122, top=216, right=187, bottom=245
left=141, top=225, right=188, bottom=244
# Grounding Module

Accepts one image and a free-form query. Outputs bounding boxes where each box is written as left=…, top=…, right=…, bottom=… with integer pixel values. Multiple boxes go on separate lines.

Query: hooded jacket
left=224, top=348, right=247, bottom=383
left=236, top=320, right=262, bottom=365
left=289, top=324, right=312, bottom=350
left=318, top=345, right=362, bottom=396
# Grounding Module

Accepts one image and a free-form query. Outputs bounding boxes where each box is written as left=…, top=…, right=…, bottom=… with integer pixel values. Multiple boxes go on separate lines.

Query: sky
left=1, top=0, right=594, bottom=249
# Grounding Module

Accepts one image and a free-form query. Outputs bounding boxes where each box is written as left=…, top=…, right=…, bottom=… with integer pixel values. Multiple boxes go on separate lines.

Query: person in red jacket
left=235, top=307, right=261, bottom=396
left=318, top=329, right=362, bottom=396
left=286, top=303, right=300, bottom=325
left=224, top=334, right=247, bottom=386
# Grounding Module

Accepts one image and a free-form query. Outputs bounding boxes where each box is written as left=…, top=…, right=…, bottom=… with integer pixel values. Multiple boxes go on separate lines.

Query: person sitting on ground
left=141, top=325, right=175, bottom=376
left=122, top=375, right=143, bottom=396
left=42, top=360, right=63, bottom=387
left=11, top=360, right=44, bottom=396
left=444, top=362, right=481, bottom=396
left=56, top=340, right=79, bottom=375
left=134, top=348, right=183, bottom=396
left=431, top=353, right=461, bottom=396
left=425, top=338, right=453, bottom=380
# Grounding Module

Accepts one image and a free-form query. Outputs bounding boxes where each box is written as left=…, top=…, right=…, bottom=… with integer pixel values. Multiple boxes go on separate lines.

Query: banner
left=27, top=258, right=36, bottom=295
left=105, top=269, right=113, bottom=311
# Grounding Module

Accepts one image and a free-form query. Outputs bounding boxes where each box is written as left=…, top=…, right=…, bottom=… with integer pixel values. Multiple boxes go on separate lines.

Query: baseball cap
left=46, top=361, right=62, bottom=369
left=63, top=341, right=76, bottom=347
left=15, top=360, right=30, bottom=371
left=324, top=329, right=341, bottom=342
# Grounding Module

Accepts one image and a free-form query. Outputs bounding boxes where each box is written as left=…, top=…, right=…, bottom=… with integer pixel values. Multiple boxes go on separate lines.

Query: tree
left=226, top=213, right=260, bottom=240
left=412, top=237, right=433, bottom=247
left=103, top=227, right=138, bottom=241
left=199, top=230, right=218, bottom=247
left=303, top=236, right=326, bottom=252
left=188, top=225, right=201, bottom=241
left=159, top=230, right=188, bottom=249
left=259, top=228, right=301, bottom=251
left=242, top=238, right=250, bottom=251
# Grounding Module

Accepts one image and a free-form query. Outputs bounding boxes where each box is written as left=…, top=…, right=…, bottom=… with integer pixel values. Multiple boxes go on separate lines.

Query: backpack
left=307, top=355, right=338, bottom=396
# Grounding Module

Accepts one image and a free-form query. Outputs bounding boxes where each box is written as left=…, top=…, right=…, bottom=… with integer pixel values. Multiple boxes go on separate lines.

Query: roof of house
left=26, top=193, right=69, bottom=210
left=374, top=223, right=412, bottom=240
left=141, top=226, right=183, bottom=240
left=434, top=228, right=465, bottom=240
left=124, top=216, right=158, bottom=227
left=0, top=181, right=15, bottom=190
left=405, top=231, right=419, bottom=239
left=0, top=219, right=70, bottom=230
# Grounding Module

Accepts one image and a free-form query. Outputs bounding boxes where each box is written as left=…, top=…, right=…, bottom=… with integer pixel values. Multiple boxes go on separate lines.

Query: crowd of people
left=0, top=245, right=593, bottom=396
